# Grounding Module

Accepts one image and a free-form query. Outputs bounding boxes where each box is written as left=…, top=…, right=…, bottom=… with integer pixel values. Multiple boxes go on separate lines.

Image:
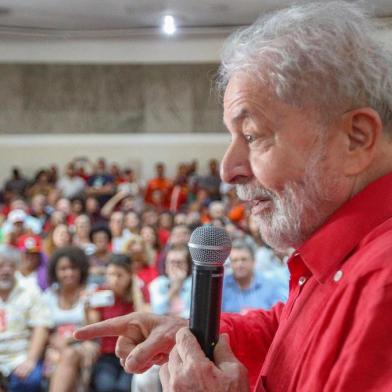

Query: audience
left=0, top=157, right=291, bottom=391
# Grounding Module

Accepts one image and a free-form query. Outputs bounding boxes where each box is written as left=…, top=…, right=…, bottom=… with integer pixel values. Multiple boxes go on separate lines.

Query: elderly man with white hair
left=0, top=246, right=53, bottom=392
left=75, top=2, right=392, bottom=391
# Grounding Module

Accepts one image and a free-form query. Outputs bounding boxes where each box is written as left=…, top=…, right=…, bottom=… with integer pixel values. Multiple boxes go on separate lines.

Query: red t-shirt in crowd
left=96, top=296, right=134, bottom=354
left=221, top=172, right=392, bottom=391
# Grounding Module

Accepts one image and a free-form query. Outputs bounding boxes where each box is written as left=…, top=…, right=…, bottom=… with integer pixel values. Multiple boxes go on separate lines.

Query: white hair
left=217, top=1, right=392, bottom=132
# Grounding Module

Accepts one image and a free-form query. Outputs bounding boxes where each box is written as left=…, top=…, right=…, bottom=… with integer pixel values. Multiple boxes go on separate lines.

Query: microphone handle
left=189, top=264, right=224, bottom=360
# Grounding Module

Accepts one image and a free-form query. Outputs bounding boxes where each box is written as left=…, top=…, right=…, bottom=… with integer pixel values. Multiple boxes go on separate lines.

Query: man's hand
left=74, top=312, right=187, bottom=373
left=13, top=358, right=36, bottom=380
left=160, top=328, right=250, bottom=392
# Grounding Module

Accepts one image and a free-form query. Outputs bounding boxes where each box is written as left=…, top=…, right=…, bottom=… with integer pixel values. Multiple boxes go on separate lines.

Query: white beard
left=237, top=142, right=341, bottom=252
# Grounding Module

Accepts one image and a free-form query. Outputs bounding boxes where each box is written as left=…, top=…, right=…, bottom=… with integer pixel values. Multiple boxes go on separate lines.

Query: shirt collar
left=295, top=171, right=392, bottom=283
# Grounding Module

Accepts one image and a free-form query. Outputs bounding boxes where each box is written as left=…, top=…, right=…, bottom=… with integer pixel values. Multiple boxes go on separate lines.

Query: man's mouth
left=251, top=198, right=272, bottom=214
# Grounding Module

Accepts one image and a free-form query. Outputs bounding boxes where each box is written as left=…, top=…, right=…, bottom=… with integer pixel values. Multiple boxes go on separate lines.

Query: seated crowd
left=0, top=157, right=289, bottom=392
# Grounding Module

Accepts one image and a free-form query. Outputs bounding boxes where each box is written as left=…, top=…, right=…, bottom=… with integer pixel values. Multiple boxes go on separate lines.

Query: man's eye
left=244, top=134, right=256, bottom=144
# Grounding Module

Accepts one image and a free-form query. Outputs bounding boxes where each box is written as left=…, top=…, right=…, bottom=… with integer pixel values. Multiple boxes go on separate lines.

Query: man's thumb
left=214, top=333, right=237, bottom=365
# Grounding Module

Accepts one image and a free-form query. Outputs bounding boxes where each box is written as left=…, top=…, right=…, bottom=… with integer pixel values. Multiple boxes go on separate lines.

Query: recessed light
left=162, top=15, right=176, bottom=35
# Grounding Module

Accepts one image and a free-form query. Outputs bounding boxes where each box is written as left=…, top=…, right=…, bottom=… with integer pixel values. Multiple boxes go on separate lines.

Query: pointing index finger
left=74, top=314, right=135, bottom=340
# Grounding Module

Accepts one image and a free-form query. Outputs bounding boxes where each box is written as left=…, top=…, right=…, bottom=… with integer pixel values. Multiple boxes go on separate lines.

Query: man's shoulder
left=347, top=216, right=392, bottom=281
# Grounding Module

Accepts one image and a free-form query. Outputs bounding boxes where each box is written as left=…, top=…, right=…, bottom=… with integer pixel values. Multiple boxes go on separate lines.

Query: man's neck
left=235, top=275, right=253, bottom=290
left=0, top=285, right=14, bottom=302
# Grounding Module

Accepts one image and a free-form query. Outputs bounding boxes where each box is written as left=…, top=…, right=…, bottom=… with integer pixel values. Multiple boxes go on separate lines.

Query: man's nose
left=220, top=139, right=253, bottom=184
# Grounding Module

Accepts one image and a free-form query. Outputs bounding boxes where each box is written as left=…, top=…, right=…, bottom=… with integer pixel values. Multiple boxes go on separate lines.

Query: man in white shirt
left=0, top=246, right=53, bottom=392
left=57, top=162, right=86, bottom=199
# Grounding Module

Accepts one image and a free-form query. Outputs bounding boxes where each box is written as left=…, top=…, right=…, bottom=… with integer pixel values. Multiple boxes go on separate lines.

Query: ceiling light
left=162, top=15, right=176, bottom=35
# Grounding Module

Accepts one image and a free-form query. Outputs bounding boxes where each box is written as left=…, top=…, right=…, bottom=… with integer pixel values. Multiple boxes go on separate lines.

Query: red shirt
left=97, top=297, right=134, bottom=354
left=221, top=172, right=392, bottom=391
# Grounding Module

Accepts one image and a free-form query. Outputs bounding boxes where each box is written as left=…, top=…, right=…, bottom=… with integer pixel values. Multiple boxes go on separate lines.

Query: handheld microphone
left=188, top=225, right=232, bottom=360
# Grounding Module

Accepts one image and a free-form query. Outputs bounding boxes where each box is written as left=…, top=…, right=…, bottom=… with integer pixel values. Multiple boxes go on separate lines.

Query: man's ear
left=341, top=107, right=382, bottom=176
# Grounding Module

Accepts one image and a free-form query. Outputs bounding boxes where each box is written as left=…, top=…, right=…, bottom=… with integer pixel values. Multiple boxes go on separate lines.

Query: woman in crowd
left=88, top=225, right=112, bottom=285
left=149, top=244, right=192, bottom=318
left=43, top=223, right=73, bottom=257
left=86, top=253, right=147, bottom=392
left=140, top=224, right=161, bottom=268
left=122, top=235, right=157, bottom=302
left=43, top=246, right=99, bottom=392
left=72, top=214, right=95, bottom=255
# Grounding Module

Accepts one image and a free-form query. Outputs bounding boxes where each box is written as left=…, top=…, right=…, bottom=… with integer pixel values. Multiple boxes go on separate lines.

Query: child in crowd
left=86, top=254, right=147, bottom=392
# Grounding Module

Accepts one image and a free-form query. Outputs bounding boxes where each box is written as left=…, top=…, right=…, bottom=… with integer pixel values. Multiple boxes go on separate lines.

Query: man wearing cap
left=16, top=234, right=48, bottom=291
left=0, top=246, right=53, bottom=392
left=2, top=208, right=42, bottom=246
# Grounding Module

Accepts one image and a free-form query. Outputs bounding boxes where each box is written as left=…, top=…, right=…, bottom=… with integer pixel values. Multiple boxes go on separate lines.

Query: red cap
left=17, top=234, right=42, bottom=253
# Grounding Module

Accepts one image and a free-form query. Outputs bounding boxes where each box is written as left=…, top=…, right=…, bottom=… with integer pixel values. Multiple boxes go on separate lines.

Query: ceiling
left=0, top=0, right=391, bottom=39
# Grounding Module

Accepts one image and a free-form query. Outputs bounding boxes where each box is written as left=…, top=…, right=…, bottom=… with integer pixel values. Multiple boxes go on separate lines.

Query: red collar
left=292, top=171, right=392, bottom=283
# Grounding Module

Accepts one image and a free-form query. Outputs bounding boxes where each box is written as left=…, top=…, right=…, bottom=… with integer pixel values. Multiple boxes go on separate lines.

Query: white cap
left=8, top=209, right=27, bottom=223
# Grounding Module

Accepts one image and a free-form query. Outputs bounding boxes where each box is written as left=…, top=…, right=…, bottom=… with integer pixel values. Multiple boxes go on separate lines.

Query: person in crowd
left=149, top=245, right=192, bottom=318
left=117, top=167, right=143, bottom=198
left=222, top=240, right=288, bottom=313
left=3, top=167, right=29, bottom=198
left=122, top=235, right=157, bottom=302
left=56, top=163, right=86, bottom=199
left=26, top=169, right=53, bottom=198
left=108, top=211, right=125, bottom=253
left=123, top=210, right=140, bottom=239
left=0, top=246, right=52, bottom=392
left=75, top=2, right=392, bottom=391
left=140, top=225, right=161, bottom=269
left=3, top=205, right=42, bottom=238
left=157, top=224, right=191, bottom=274
left=144, top=162, right=173, bottom=210
left=108, top=163, right=122, bottom=185
left=156, top=211, right=173, bottom=248
left=44, top=246, right=99, bottom=392
left=55, top=198, right=72, bottom=225
left=16, top=234, right=48, bottom=291
left=88, top=225, right=112, bottom=285
left=197, top=159, right=222, bottom=201
left=85, top=196, right=103, bottom=226
left=43, top=223, right=73, bottom=257
left=42, top=210, right=66, bottom=235
left=2, top=210, right=29, bottom=246
left=140, top=207, right=159, bottom=227
left=69, top=197, right=85, bottom=223
left=169, top=163, right=189, bottom=212
left=208, top=200, right=229, bottom=226
left=72, top=214, right=95, bottom=255
left=30, top=194, right=50, bottom=229
left=86, top=158, right=116, bottom=207
left=86, top=254, right=147, bottom=392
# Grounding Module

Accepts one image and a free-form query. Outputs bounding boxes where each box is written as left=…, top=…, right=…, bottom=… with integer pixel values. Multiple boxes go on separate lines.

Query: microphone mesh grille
left=188, top=225, right=232, bottom=266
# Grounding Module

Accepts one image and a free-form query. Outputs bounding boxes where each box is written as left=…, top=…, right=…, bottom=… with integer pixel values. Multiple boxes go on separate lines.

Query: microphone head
left=188, top=224, right=232, bottom=267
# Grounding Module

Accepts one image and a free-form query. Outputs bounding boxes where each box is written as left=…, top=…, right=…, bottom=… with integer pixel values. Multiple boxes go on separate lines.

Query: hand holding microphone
left=159, top=224, right=249, bottom=391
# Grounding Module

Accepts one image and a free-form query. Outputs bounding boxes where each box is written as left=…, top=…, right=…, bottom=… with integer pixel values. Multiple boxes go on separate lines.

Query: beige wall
left=0, top=133, right=230, bottom=182
left=0, top=63, right=224, bottom=135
